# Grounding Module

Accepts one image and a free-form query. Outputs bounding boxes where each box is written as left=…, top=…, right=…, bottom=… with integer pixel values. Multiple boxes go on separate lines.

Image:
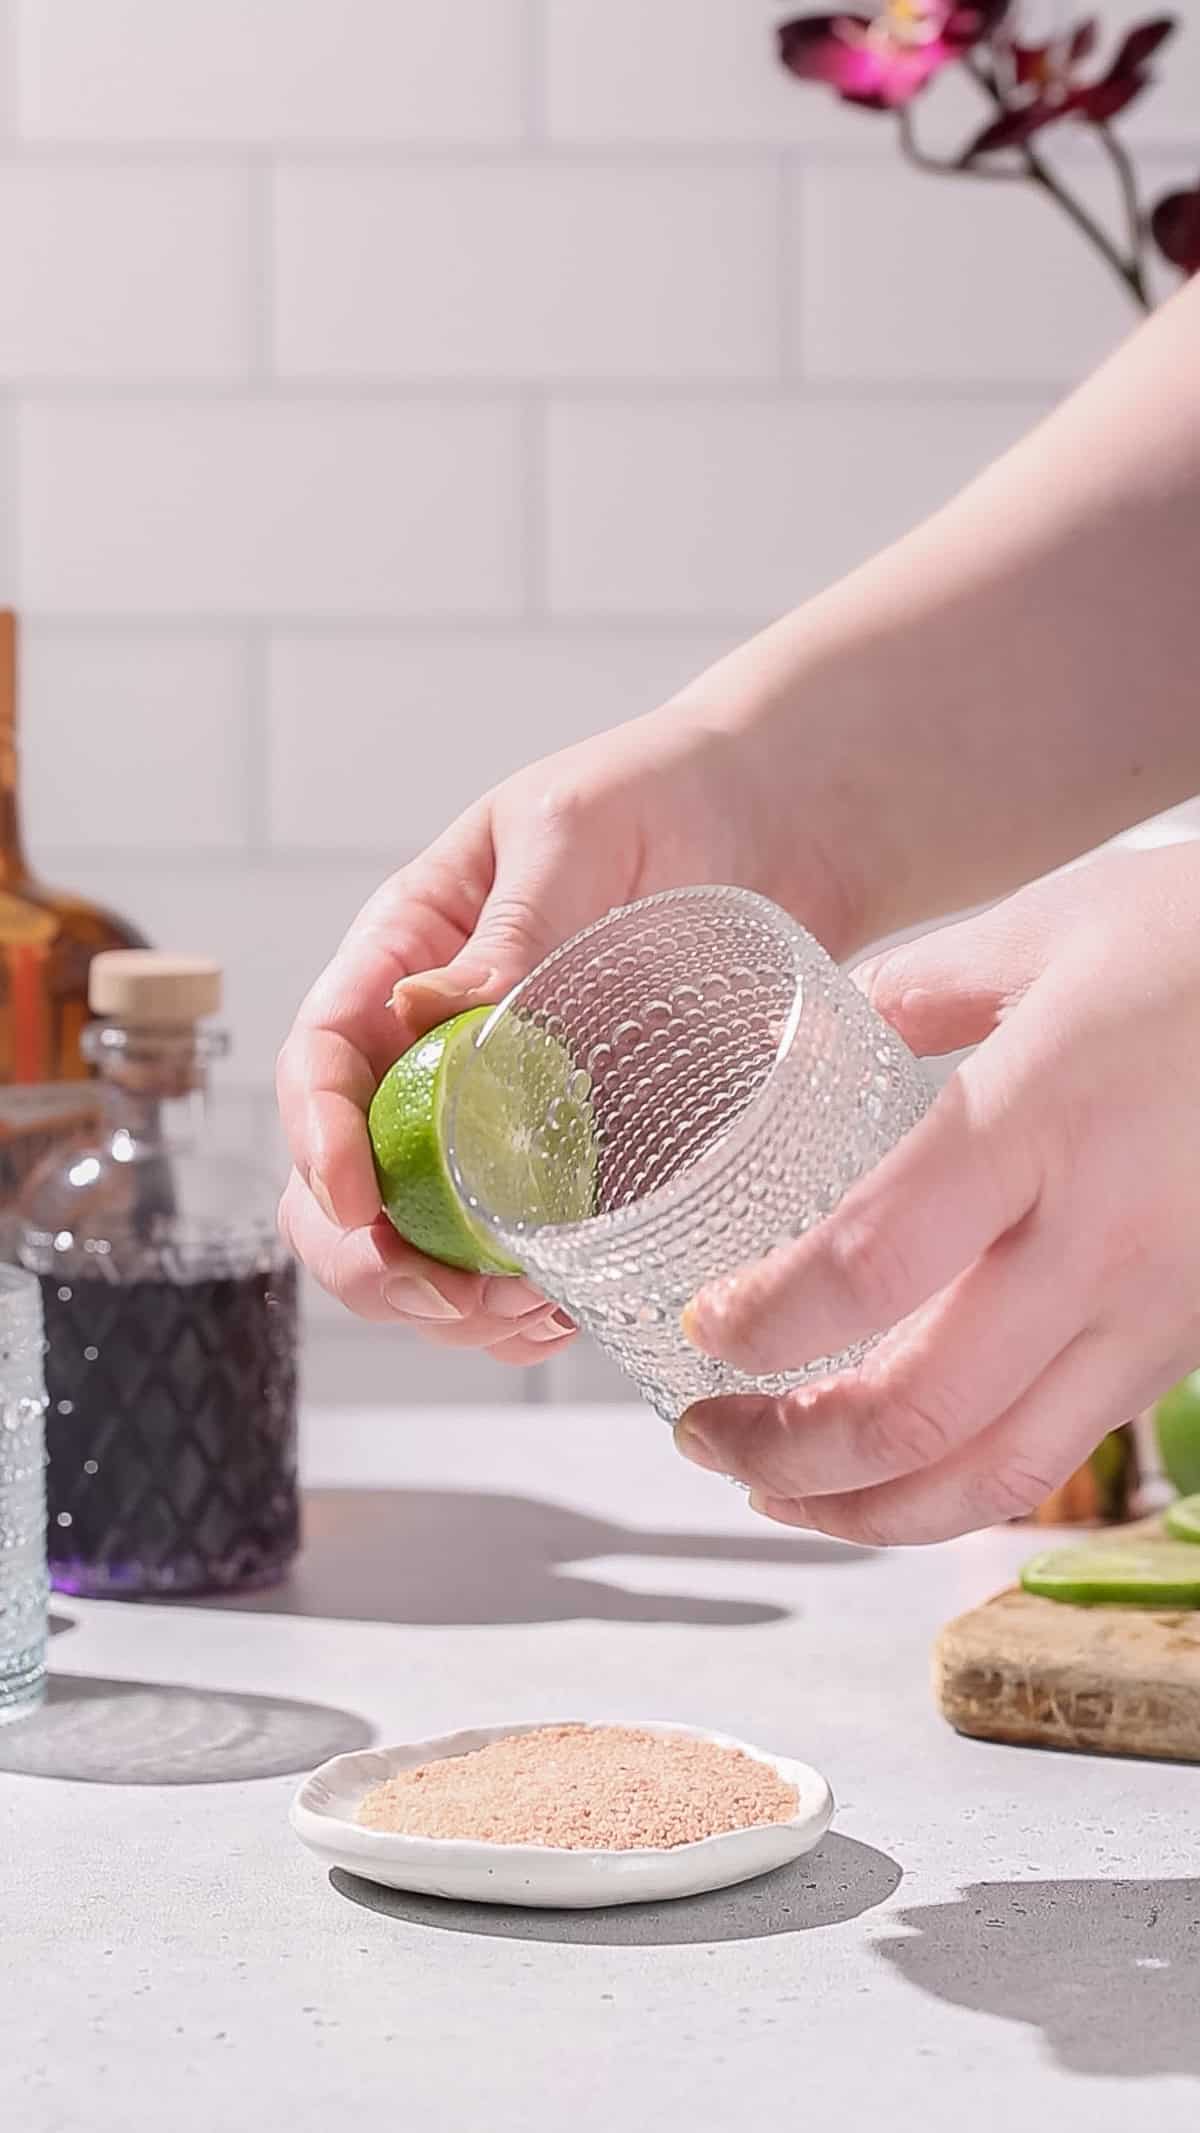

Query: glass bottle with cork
left=18, top=951, right=300, bottom=1597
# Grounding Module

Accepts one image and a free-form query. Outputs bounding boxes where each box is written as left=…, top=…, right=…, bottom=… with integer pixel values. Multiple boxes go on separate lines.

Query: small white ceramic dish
left=290, top=1718, right=834, bottom=1910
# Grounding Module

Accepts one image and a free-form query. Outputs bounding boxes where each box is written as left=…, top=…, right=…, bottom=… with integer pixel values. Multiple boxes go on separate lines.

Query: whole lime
left=1154, top=1372, right=1200, bottom=1498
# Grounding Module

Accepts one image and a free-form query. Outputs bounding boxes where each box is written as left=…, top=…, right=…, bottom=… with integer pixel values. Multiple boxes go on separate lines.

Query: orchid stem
left=1023, top=148, right=1150, bottom=309
left=1096, top=120, right=1151, bottom=306
left=957, top=51, right=1152, bottom=314
left=897, top=104, right=1022, bottom=182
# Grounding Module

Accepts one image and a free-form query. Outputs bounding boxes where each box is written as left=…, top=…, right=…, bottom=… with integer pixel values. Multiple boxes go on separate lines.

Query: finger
left=486, top=1313, right=578, bottom=1367
left=685, top=1043, right=1042, bottom=1375
left=852, top=895, right=1048, bottom=1058
left=401, top=1301, right=569, bottom=1350
left=756, top=1326, right=1142, bottom=1546
left=278, top=1170, right=472, bottom=1322
left=389, top=789, right=608, bottom=1036
left=278, top=829, right=488, bottom=1226
left=677, top=1208, right=1086, bottom=1498
left=279, top=1170, right=559, bottom=1345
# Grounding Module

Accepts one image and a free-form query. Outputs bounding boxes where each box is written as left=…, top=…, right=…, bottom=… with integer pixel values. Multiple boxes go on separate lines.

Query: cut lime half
left=1020, top=1539, right=1200, bottom=1608
left=1164, top=1493, right=1200, bottom=1545
left=369, top=1006, right=597, bottom=1277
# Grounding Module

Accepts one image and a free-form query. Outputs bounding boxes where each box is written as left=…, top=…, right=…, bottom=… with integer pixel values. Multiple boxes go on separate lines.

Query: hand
left=276, top=693, right=857, bottom=1361
left=676, top=844, right=1200, bottom=1542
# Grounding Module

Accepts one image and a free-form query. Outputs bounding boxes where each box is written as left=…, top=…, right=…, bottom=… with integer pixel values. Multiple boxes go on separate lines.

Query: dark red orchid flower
left=1151, top=179, right=1200, bottom=275
left=778, top=0, right=1009, bottom=111
left=965, top=15, right=1175, bottom=155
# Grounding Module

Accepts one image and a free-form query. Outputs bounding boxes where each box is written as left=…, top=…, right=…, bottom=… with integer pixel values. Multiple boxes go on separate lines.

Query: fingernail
left=310, top=1170, right=338, bottom=1225
left=673, top=1417, right=724, bottom=1473
left=483, top=1278, right=548, bottom=1320
left=748, top=1490, right=770, bottom=1517
left=526, top=1311, right=576, bottom=1343
left=383, top=1276, right=462, bottom=1321
left=681, top=1297, right=713, bottom=1352
left=681, top=1282, right=733, bottom=1358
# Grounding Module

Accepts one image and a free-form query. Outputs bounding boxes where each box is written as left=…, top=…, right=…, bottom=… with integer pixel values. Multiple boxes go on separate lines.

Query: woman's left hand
left=676, top=844, right=1200, bottom=1543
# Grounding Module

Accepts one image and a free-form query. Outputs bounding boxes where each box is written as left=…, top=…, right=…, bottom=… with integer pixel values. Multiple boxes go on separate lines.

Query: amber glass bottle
left=0, top=612, right=146, bottom=1082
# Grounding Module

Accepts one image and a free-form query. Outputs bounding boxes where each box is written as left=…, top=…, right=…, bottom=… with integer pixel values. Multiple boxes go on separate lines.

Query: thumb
left=853, top=899, right=1045, bottom=1058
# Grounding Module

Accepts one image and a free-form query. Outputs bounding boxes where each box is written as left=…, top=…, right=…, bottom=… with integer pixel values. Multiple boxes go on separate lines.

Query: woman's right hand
left=275, top=683, right=862, bottom=1363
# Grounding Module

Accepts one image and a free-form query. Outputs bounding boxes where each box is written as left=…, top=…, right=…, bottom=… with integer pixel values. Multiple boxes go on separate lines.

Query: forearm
left=677, top=277, right=1200, bottom=950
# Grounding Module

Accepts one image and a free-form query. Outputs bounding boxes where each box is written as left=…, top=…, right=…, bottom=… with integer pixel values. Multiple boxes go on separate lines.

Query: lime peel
left=1020, top=1538, right=1200, bottom=1608
left=369, top=1006, right=597, bottom=1277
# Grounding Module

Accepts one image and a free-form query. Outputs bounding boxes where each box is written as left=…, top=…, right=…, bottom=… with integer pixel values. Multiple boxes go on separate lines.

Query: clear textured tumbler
left=446, top=886, right=934, bottom=1423
left=0, top=1265, right=47, bottom=1722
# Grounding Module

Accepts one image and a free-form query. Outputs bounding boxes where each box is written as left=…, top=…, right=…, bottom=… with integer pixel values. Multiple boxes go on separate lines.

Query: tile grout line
left=0, top=138, right=1191, bottom=169
left=242, top=628, right=270, bottom=853
left=777, top=152, right=794, bottom=384
left=7, top=378, right=1063, bottom=405
left=521, top=394, right=547, bottom=622
left=245, top=159, right=274, bottom=384
left=0, top=0, right=16, bottom=143
left=522, top=0, right=546, bottom=146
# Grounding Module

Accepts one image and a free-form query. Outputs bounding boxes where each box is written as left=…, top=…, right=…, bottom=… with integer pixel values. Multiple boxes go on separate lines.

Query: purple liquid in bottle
left=42, top=1264, right=298, bottom=1597
left=19, top=951, right=302, bottom=1600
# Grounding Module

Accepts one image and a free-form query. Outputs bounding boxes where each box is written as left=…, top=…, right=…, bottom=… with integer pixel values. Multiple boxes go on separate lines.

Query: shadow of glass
left=189, top=1487, right=871, bottom=1628
left=329, top=1833, right=901, bottom=1947
left=48, top=1613, right=75, bottom=1638
left=877, top=1876, right=1200, bottom=2079
left=0, top=1673, right=373, bottom=1786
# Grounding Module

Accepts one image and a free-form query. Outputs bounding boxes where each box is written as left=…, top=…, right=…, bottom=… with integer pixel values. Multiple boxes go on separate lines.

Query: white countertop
left=3, top=1403, right=1197, bottom=2132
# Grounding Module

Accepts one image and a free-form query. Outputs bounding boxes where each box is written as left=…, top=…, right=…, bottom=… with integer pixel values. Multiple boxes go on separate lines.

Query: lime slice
left=1155, top=1373, right=1200, bottom=1497
left=368, top=1006, right=597, bottom=1276
left=1020, top=1539, right=1200, bottom=1608
left=1164, top=1493, right=1200, bottom=1544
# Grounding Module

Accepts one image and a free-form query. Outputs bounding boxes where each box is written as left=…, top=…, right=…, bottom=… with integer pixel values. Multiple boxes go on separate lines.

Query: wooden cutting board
left=934, top=1536, right=1200, bottom=1762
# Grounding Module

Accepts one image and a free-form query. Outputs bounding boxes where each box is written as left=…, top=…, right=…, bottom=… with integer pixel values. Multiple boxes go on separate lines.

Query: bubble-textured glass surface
left=447, top=887, right=934, bottom=1424
left=0, top=1266, right=47, bottom=1722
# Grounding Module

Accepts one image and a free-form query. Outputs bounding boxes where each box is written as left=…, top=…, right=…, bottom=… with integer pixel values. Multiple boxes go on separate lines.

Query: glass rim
left=445, top=883, right=823, bottom=1263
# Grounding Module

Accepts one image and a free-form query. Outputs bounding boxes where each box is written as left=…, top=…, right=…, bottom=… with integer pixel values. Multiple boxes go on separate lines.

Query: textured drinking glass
left=0, top=1265, right=47, bottom=1722
left=446, top=887, right=934, bottom=1423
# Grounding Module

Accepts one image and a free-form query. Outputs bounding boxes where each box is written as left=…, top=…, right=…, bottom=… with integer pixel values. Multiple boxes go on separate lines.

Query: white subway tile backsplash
left=266, top=629, right=739, bottom=853
left=272, top=164, right=778, bottom=382
left=796, top=164, right=1138, bottom=388
left=18, top=0, right=525, bottom=143
left=546, top=395, right=1042, bottom=620
left=18, top=401, right=524, bottom=617
left=545, top=0, right=983, bottom=151
left=23, top=630, right=250, bottom=851
left=0, top=400, right=13, bottom=604
left=7, top=0, right=1186, bottom=1406
left=31, top=853, right=385, bottom=1085
left=0, top=167, right=248, bottom=381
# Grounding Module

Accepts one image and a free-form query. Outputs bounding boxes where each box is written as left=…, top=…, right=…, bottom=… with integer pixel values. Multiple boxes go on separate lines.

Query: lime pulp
left=368, top=1006, right=597, bottom=1277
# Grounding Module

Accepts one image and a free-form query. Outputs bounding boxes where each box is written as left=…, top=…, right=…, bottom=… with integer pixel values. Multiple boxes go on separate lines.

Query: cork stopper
left=88, top=951, right=222, bottom=1025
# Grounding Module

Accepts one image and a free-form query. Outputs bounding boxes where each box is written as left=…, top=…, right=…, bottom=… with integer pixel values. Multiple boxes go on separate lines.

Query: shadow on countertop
left=330, top=1834, right=901, bottom=1947
left=877, top=1876, right=1200, bottom=2080
left=189, top=1487, right=872, bottom=1629
left=0, top=1672, right=372, bottom=1785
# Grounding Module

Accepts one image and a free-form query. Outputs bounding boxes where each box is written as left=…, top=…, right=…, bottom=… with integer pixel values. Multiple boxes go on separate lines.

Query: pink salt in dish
left=291, top=1720, right=835, bottom=1909
left=356, top=1722, right=799, bottom=1851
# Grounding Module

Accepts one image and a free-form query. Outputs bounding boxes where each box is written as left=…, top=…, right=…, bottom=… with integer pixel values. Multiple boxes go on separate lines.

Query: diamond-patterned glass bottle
left=17, top=952, right=299, bottom=1597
